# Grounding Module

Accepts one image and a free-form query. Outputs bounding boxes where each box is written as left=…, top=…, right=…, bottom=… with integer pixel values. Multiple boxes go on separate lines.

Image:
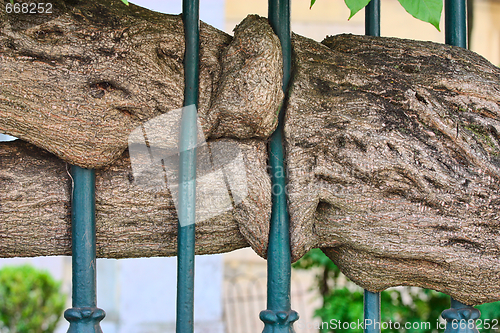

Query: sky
left=130, top=0, right=225, bottom=30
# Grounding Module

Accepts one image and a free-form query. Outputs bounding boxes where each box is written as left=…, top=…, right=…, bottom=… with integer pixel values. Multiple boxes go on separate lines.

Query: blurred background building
left=1, top=0, right=499, bottom=332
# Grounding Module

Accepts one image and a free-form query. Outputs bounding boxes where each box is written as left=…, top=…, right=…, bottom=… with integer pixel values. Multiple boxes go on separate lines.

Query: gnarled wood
left=1, top=0, right=500, bottom=305
left=0, top=1, right=282, bottom=168
left=286, top=34, right=500, bottom=305
left=0, top=139, right=271, bottom=258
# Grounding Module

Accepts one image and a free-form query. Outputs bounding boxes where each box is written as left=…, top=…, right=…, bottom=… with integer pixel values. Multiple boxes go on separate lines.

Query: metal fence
left=62, top=0, right=483, bottom=332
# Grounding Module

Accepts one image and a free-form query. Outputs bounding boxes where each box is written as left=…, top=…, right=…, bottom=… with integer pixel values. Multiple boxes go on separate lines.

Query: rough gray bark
left=0, top=1, right=282, bottom=167
left=287, top=34, right=500, bottom=305
left=0, top=139, right=271, bottom=258
left=1, top=0, right=500, bottom=305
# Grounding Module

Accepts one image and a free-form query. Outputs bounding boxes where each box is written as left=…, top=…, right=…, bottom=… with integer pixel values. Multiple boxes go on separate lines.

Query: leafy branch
left=311, top=0, right=443, bottom=31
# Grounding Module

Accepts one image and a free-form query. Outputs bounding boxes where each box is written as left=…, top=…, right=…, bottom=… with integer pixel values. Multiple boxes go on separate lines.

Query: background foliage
left=293, top=249, right=500, bottom=333
left=0, top=265, right=66, bottom=333
left=309, top=0, right=443, bottom=31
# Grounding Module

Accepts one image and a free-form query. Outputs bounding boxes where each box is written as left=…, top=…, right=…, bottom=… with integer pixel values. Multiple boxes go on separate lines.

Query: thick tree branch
left=287, top=33, right=500, bottom=305
left=0, top=139, right=271, bottom=258
left=0, top=1, right=282, bottom=167
left=1, top=0, right=500, bottom=305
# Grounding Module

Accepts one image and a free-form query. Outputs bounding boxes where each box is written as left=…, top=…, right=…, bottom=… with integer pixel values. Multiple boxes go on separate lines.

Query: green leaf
left=310, top=0, right=316, bottom=9
left=398, top=0, right=443, bottom=31
left=121, top=0, right=129, bottom=5
left=9, top=0, right=14, bottom=4
left=345, top=0, right=371, bottom=20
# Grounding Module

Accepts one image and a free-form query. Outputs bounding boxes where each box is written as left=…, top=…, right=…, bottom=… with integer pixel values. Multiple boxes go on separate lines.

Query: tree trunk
left=0, top=139, right=271, bottom=258
left=1, top=0, right=500, bottom=305
left=0, top=1, right=282, bottom=167
left=287, top=33, right=500, bottom=305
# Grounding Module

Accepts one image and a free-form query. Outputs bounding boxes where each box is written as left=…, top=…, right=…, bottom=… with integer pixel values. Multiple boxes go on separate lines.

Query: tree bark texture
left=0, top=2, right=282, bottom=167
left=1, top=0, right=500, bottom=305
left=0, top=139, right=271, bottom=258
left=287, top=34, right=500, bottom=305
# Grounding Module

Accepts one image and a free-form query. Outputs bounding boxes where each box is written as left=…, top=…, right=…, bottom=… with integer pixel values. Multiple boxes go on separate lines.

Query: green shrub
left=0, top=265, right=66, bottom=333
left=293, top=248, right=500, bottom=333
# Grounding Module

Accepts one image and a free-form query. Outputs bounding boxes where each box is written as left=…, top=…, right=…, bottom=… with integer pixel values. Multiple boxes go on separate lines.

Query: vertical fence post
left=445, top=0, right=467, bottom=48
left=176, top=0, right=199, bottom=332
left=364, top=290, right=381, bottom=333
left=365, top=0, right=380, bottom=37
left=442, top=3, right=480, bottom=332
left=259, top=0, right=298, bottom=332
left=363, top=2, right=381, bottom=333
left=64, top=166, right=105, bottom=332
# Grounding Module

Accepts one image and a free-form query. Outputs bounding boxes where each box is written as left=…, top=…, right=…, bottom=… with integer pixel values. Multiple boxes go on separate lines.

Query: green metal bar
left=364, top=290, right=381, bottom=333
left=363, top=4, right=381, bottom=333
left=259, top=1, right=298, bottom=332
left=442, top=6, right=480, bottom=333
left=182, top=0, right=200, bottom=107
left=176, top=0, right=199, bottom=332
left=445, top=0, right=467, bottom=48
left=64, top=166, right=105, bottom=333
left=268, top=0, right=291, bottom=89
left=365, top=0, right=380, bottom=37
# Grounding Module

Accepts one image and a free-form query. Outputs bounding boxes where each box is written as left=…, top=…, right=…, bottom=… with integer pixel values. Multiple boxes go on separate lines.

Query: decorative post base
left=441, top=298, right=480, bottom=333
left=260, top=309, right=299, bottom=333
left=64, top=307, right=105, bottom=333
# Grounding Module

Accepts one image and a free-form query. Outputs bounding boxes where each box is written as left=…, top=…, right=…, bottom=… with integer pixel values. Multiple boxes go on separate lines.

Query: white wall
left=131, top=0, right=226, bottom=31
left=98, top=256, right=224, bottom=333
